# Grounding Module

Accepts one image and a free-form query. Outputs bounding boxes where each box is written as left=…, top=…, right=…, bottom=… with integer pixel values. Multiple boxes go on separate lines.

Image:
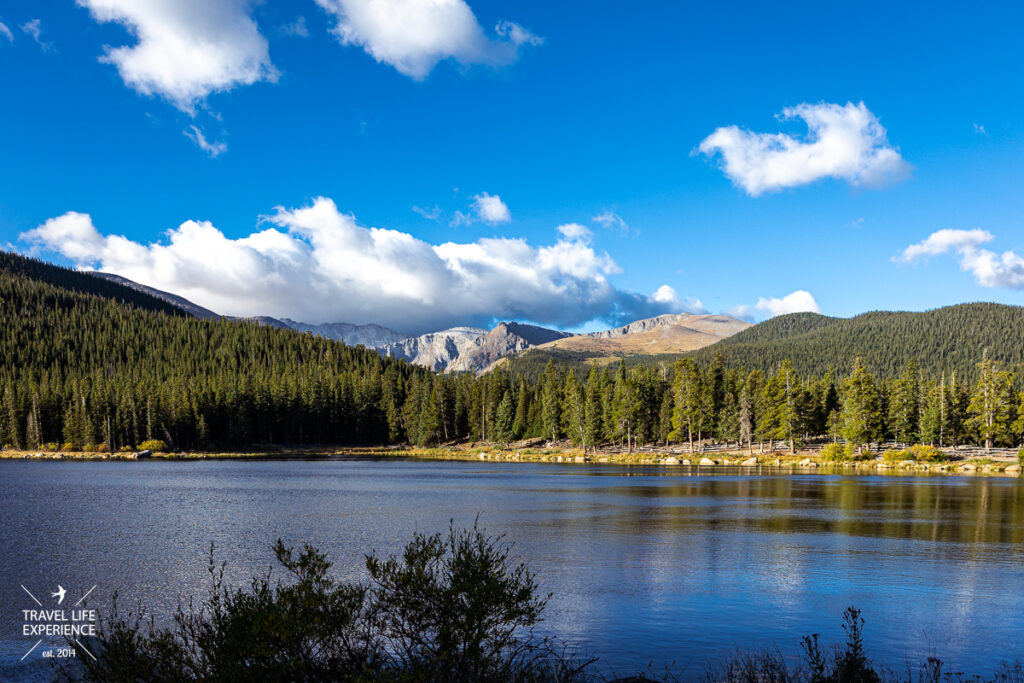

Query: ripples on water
left=1, top=459, right=1023, bottom=681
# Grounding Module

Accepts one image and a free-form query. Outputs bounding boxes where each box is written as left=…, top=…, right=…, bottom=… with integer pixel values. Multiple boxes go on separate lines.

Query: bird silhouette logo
left=51, top=585, right=66, bottom=605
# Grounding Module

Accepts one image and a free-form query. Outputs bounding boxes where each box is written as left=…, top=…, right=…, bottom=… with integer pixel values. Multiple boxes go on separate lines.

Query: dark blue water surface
left=2, top=458, right=1023, bottom=680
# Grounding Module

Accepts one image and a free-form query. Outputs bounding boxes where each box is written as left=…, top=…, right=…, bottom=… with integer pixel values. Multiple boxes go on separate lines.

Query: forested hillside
left=0, top=251, right=188, bottom=317
left=0, top=252, right=434, bottom=450
left=689, top=305, right=1024, bottom=380
left=2, top=252, right=1022, bottom=453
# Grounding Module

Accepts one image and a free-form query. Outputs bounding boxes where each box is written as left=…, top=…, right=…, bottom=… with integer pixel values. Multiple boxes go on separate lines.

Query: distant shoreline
left=2, top=445, right=1021, bottom=477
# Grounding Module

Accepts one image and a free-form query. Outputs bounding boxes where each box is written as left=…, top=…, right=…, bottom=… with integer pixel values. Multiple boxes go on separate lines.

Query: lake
left=2, top=458, right=1023, bottom=681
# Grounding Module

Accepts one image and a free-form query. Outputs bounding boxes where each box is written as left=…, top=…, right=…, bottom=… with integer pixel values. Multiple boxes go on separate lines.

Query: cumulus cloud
left=897, top=229, right=1024, bottom=289
left=726, top=290, right=820, bottom=321
left=76, top=0, right=278, bottom=111
left=20, top=198, right=693, bottom=334
left=698, top=102, right=909, bottom=196
left=471, top=192, right=510, bottom=224
left=556, top=223, right=592, bottom=241
left=451, top=192, right=511, bottom=226
left=0, top=19, right=13, bottom=42
left=314, top=0, right=541, bottom=80
left=592, top=210, right=628, bottom=233
left=184, top=125, right=227, bottom=157
left=651, top=284, right=704, bottom=315
left=896, top=228, right=993, bottom=262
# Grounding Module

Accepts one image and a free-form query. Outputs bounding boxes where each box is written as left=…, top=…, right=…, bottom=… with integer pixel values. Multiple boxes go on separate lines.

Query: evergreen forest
left=2, top=251, right=1023, bottom=453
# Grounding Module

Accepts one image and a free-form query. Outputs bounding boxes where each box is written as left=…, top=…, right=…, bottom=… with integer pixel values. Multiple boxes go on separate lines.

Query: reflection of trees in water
left=543, top=474, right=1024, bottom=547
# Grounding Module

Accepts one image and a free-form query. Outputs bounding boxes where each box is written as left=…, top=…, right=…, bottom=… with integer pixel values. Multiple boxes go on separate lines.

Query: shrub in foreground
left=66, top=529, right=1023, bottom=683
left=68, top=524, right=591, bottom=683
left=138, top=439, right=169, bottom=452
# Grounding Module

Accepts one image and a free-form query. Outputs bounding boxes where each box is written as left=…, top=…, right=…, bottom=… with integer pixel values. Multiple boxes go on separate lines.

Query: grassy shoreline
left=2, top=443, right=1021, bottom=476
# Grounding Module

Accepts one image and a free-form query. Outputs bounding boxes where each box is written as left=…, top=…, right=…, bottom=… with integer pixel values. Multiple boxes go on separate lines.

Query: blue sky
left=2, top=1, right=1023, bottom=334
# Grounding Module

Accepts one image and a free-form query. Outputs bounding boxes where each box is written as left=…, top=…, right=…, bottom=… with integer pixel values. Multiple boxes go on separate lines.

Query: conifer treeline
left=688, top=306, right=1024, bottom=379
left=2, top=253, right=1023, bottom=452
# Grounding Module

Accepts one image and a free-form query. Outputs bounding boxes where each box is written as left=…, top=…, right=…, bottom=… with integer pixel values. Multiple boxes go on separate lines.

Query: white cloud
left=698, top=102, right=909, bottom=196
left=0, top=19, right=13, bottom=42
left=314, top=0, right=541, bottom=80
left=451, top=192, right=511, bottom=226
left=651, top=284, right=704, bottom=315
left=21, top=198, right=692, bottom=334
left=556, top=223, right=592, bottom=241
left=896, top=228, right=993, bottom=262
left=897, top=229, right=1024, bottom=289
left=184, top=125, right=228, bottom=157
left=472, top=192, right=510, bottom=223
left=20, top=18, right=51, bottom=50
left=727, top=290, right=820, bottom=321
left=592, top=210, right=628, bottom=232
left=76, top=0, right=278, bottom=111
left=22, top=212, right=107, bottom=263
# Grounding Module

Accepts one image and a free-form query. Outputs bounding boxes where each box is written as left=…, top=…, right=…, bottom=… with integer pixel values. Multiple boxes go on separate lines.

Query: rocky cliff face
left=445, top=322, right=573, bottom=372
left=376, top=321, right=573, bottom=373
left=378, top=326, right=489, bottom=372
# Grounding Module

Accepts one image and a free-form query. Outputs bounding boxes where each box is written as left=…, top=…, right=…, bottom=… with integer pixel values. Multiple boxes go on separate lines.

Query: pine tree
left=762, top=360, right=799, bottom=454
left=492, top=392, right=515, bottom=448
left=512, top=379, right=530, bottom=440
left=540, top=361, right=562, bottom=443
left=889, top=360, right=920, bottom=447
left=840, top=358, right=882, bottom=454
left=946, top=372, right=970, bottom=449
left=610, top=364, right=640, bottom=453
left=967, top=352, right=1016, bottom=451
left=671, top=359, right=701, bottom=454
left=584, top=368, right=604, bottom=450
left=561, top=370, right=586, bottom=450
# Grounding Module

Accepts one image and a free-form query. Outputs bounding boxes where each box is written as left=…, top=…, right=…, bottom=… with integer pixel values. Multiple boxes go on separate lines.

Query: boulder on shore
left=740, top=457, right=758, bottom=466
left=1005, top=464, right=1022, bottom=474
left=798, top=458, right=817, bottom=467
left=698, top=457, right=716, bottom=466
left=663, top=457, right=680, bottom=465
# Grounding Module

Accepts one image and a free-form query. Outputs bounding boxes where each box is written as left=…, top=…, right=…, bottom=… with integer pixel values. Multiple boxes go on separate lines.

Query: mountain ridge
left=688, top=303, right=1024, bottom=380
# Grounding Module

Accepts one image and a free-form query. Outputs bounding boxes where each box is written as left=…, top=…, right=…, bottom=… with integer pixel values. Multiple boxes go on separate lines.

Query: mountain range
left=4, top=253, right=1021, bottom=383
left=85, top=271, right=747, bottom=372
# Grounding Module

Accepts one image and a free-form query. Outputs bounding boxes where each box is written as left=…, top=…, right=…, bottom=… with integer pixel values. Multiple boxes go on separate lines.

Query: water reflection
left=1, top=460, right=1022, bottom=681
